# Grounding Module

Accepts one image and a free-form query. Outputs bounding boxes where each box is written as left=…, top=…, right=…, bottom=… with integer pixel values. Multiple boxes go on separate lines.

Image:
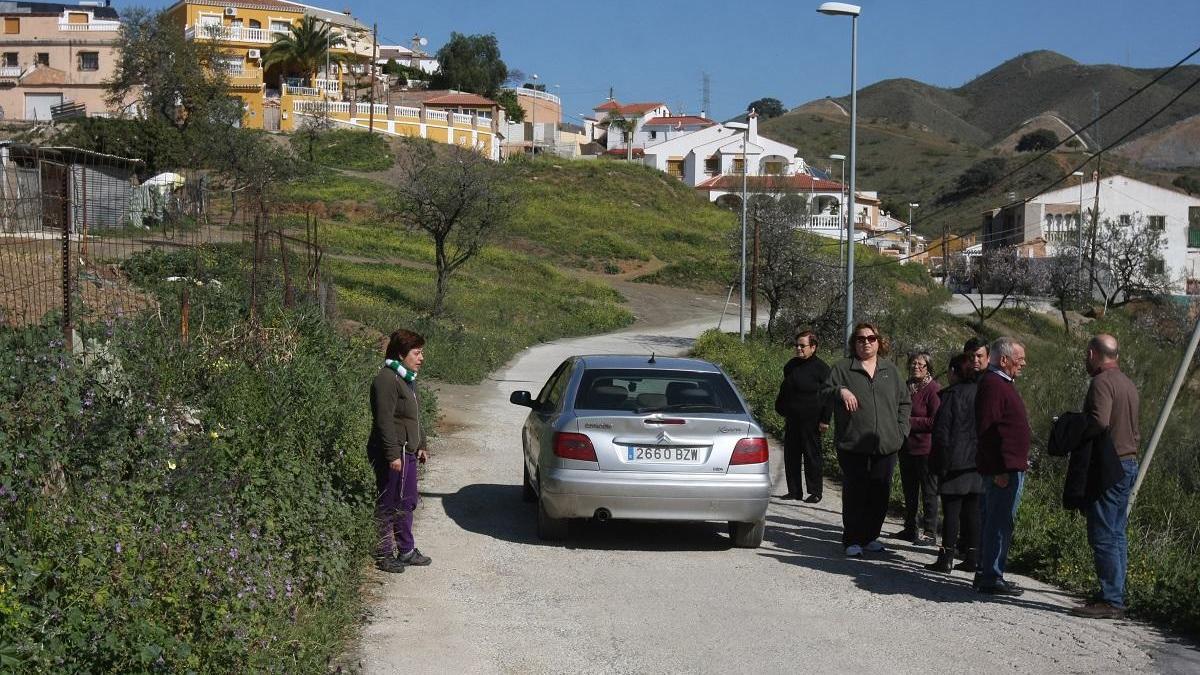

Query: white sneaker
left=865, top=540, right=886, bottom=553
left=845, top=544, right=864, bottom=557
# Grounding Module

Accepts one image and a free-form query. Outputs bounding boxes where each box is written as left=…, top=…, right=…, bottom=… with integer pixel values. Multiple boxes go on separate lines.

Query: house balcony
left=185, top=25, right=281, bottom=44
left=291, top=100, right=494, bottom=129
left=282, top=79, right=341, bottom=98
left=0, top=66, right=22, bottom=78
left=58, top=20, right=121, bottom=32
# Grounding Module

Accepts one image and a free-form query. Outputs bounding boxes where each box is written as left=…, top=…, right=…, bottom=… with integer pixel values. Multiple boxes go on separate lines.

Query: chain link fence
left=0, top=143, right=328, bottom=346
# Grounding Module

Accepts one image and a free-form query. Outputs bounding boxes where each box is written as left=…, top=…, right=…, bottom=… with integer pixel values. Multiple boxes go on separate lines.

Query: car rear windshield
left=573, top=368, right=746, bottom=414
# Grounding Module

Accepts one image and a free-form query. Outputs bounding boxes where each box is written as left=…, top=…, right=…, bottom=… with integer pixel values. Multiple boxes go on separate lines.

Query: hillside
left=813, top=50, right=1200, bottom=156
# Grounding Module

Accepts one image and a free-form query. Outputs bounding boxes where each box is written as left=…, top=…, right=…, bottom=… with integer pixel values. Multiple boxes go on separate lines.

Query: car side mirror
left=509, top=390, right=535, bottom=408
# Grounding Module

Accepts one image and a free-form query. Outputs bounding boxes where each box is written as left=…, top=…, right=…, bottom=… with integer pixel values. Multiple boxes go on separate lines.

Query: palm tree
left=262, top=15, right=347, bottom=86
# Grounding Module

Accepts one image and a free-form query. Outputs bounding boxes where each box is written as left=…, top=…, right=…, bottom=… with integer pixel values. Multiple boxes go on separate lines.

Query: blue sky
left=132, top=0, right=1200, bottom=123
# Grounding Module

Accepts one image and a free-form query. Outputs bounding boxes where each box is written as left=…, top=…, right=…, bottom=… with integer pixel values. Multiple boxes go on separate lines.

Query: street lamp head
left=817, top=2, right=861, bottom=16
left=1072, top=171, right=1085, bottom=176
left=531, top=73, right=539, bottom=80
left=910, top=202, right=919, bottom=208
left=829, top=153, right=845, bottom=161
left=725, top=122, right=748, bottom=130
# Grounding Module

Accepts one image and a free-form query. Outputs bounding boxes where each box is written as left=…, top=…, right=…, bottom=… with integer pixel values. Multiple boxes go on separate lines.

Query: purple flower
left=115, top=542, right=122, bottom=554
left=229, top=547, right=239, bottom=560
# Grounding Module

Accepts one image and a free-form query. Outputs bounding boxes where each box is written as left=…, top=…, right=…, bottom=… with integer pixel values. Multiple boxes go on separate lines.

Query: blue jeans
left=978, top=471, right=1025, bottom=585
left=1086, top=458, right=1139, bottom=608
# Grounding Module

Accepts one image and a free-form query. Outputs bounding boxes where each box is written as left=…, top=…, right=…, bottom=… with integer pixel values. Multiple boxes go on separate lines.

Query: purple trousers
left=374, top=453, right=418, bottom=556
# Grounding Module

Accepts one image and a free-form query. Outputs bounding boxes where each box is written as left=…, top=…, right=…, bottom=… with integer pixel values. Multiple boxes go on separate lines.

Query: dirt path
left=348, top=287, right=1199, bottom=674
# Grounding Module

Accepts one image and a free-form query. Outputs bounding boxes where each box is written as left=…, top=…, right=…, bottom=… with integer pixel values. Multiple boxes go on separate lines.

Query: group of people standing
left=776, top=324, right=1140, bottom=618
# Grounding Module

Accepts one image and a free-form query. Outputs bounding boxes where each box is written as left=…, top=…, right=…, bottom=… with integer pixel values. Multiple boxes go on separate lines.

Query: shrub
left=289, top=129, right=394, bottom=172
left=1016, top=128, right=1058, bottom=152
left=0, top=248, right=419, bottom=670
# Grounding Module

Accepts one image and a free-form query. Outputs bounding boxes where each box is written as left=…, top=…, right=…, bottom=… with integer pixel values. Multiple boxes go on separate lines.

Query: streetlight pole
left=818, top=2, right=861, bottom=353
left=907, top=202, right=919, bottom=259
left=830, top=153, right=845, bottom=272
left=727, top=121, right=750, bottom=341
left=530, top=73, right=539, bottom=156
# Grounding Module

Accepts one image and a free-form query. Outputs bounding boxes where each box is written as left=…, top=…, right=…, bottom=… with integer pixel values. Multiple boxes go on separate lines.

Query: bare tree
left=389, top=141, right=512, bottom=317
left=747, top=193, right=821, bottom=335
left=949, top=247, right=1040, bottom=330
left=1090, top=214, right=1174, bottom=313
left=1041, top=248, right=1088, bottom=332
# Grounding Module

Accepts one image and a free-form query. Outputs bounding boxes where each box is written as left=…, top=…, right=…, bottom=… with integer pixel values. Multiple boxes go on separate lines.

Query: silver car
left=509, top=354, right=770, bottom=547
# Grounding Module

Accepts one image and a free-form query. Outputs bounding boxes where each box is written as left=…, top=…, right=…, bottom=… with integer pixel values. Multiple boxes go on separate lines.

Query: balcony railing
left=394, top=105, right=420, bottom=119
left=283, top=84, right=320, bottom=97
left=452, top=112, right=472, bottom=125
left=0, top=66, right=21, bottom=78
left=313, top=78, right=340, bottom=93
left=58, top=20, right=120, bottom=32
left=504, top=87, right=561, bottom=106
left=186, top=25, right=275, bottom=44
left=804, top=214, right=844, bottom=231
left=292, top=100, right=496, bottom=129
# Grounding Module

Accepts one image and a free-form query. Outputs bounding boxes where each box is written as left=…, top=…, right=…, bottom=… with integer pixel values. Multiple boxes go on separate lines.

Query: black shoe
left=977, top=579, right=1023, bottom=597
left=953, top=549, right=977, bottom=573
left=376, top=557, right=406, bottom=574
left=892, top=528, right=918, bottom=541
left=778, top=492, right=799, bottom=500
left=803, top=494, right=822, bottom=504
left=399, top=548, right=432, bottom=566
left=924, top=548, right=955, bottom=573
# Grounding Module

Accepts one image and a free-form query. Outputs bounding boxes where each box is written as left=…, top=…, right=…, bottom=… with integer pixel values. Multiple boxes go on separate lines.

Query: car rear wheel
left=522, top=462, right=537, bottom=503
left=729, top=518, right=765, bottom=548
left=537, top=493, right=568, bottom=541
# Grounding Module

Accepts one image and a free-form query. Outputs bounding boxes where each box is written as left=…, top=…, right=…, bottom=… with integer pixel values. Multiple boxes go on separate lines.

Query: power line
left=855, top=66, right=1200, bottom=272
left=902, top=42, right=1200, bottom=239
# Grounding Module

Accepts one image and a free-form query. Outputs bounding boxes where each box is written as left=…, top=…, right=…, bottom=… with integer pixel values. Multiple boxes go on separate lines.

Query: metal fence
left=0, top=143, right=327, bottom=346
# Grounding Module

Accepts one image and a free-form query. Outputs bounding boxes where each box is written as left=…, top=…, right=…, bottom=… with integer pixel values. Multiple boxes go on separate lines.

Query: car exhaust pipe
left=593, top=508, right=612, bottom=523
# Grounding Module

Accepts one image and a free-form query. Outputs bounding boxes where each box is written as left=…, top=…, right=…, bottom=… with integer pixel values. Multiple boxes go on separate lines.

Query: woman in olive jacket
left=823, top=322, right=912, bottom=556
left=368, top=328, right=431, bottom=573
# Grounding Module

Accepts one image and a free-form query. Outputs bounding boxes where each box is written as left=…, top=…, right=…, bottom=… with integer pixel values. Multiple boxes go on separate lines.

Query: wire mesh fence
left=0, top=143, right=328, bottom=345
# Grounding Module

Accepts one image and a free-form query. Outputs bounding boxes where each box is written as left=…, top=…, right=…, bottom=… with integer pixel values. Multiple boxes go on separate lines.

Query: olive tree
left=388, top=141, right=512, bottom=317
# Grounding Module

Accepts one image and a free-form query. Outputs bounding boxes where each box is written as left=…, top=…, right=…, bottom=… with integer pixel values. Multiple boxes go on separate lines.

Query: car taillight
left=553, top=432, right=597, bottom=462
left=730, top=437, right=768, bottom=465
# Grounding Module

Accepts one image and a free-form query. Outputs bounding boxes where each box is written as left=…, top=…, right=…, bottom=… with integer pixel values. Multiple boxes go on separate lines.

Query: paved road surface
left=351, top=299, right=1199, bottom=674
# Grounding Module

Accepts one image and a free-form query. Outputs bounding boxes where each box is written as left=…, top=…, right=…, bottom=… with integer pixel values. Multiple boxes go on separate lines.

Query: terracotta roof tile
left=696, top=174, right=845, bottom=192
left=643, top=115, right=714, bottom=128
left=423, top=93, right=498, bottom=107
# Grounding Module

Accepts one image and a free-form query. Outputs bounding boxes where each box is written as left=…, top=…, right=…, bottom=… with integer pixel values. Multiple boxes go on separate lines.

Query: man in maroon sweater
left=974, top=336, right=1030, bottom=596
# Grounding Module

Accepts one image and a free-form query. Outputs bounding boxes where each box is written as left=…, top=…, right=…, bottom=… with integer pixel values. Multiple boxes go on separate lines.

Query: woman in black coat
left=926, top=353, right=984, bottom=573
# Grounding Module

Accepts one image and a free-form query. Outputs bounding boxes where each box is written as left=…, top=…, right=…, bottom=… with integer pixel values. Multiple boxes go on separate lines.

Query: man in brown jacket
left=1072, top=334, right=1140, bottom=619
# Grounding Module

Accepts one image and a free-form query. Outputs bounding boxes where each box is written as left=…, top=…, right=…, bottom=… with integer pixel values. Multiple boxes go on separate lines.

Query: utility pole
left=1087, top=155, right=1103, bottom=298
left=368, top=22, right=378, bottom=134
left=942, top=222, right=950, bottom=287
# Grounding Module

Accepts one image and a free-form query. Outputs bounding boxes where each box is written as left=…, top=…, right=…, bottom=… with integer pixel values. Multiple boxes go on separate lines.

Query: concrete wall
left=0, top=11, right=129, bottom=120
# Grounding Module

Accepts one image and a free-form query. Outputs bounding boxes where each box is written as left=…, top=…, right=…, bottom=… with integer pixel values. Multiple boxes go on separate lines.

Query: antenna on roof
left=648, top=352, right=656, bottom=364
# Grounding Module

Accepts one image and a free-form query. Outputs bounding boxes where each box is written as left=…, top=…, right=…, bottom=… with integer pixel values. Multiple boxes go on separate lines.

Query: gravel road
left=350, top=290, right=1199, bottom=674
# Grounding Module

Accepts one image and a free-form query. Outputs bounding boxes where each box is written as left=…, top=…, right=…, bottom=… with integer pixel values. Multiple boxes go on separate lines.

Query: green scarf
left=384, top=359, right=417, bottom=383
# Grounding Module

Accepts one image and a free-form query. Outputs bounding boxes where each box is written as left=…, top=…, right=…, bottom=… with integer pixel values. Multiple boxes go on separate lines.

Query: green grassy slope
left=502, top=158, right=738, bottom=287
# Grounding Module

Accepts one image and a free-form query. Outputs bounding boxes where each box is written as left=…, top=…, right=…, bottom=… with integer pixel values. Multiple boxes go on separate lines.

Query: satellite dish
left=418, top=37, right=428, bottom=46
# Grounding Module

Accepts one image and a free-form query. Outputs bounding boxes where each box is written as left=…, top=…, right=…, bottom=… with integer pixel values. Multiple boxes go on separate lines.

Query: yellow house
left=163, top=0, right=500, bottom=158
left=163, top=0, right=366, bottom=131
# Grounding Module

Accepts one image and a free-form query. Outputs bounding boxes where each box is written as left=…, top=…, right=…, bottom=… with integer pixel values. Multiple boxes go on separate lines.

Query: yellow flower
left=167, top=460, right=177, bottom=471
left=209, top=431, right=219, bottom=439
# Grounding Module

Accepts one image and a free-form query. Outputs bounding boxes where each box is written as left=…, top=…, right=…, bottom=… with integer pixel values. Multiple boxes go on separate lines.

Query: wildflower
left=115, top=542, right=122, bottom=554
left=167, top=460, right=176, bottom=471
left=209, top=431, right=219, bottom=439
left=229, top=547, right=239, bottom=560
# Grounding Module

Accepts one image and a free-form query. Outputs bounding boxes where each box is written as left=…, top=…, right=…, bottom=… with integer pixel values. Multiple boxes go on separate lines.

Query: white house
left=981, top=174, right=1200, bottom=295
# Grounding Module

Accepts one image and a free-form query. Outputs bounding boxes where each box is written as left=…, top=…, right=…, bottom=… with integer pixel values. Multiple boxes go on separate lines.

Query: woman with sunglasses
left=823, top=322, right=912, bottom=557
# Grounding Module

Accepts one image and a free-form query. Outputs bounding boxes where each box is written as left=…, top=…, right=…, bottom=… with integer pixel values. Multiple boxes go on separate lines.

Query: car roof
left=575, top=354, right=722, bottom=373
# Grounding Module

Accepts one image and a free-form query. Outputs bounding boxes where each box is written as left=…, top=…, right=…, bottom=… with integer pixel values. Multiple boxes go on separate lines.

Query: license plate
left=628, top=446, right=701, bottom=462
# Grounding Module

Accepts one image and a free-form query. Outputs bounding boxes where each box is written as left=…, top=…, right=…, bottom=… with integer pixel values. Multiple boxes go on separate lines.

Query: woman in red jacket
left=895, top=352, right=941, bottom=545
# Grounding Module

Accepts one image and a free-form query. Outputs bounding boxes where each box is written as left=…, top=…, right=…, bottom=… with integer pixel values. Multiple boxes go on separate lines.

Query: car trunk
left=579, top=413, right=751, bottom=474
